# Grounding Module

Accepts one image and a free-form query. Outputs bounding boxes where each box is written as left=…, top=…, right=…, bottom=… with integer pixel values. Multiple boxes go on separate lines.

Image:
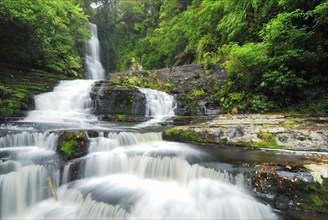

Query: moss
left=115, top=114, right=127, bottom=122
left=303, top=177, right=328, bottom=213
left=59, top=139, right=78, bottom=157
left=109, top=71, right=175, bottom=93
left=163, top=128, right=219, bottom=144
left=250, top=132, right=283, bottom=149
left=57, top=131, right=88, bottom=160
left=0, top=64, right=69, bottom=117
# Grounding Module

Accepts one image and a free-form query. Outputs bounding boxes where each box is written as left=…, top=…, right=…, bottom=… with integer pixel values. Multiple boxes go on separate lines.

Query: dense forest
left=0, top=0, right=89, bottom=76
left=1, top=0, right=327, bottom=113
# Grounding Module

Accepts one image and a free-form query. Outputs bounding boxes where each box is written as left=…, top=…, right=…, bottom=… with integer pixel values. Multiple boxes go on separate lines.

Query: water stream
left=0, top=24, right=279, bottom=219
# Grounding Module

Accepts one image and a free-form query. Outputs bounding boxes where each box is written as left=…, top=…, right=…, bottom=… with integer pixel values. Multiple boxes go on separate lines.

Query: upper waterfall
left=85, top=23, right=105, bottom=80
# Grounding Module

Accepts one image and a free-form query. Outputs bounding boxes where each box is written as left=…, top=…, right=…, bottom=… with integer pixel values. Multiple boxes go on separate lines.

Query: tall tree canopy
left=0, top=0, right=89, bottom=76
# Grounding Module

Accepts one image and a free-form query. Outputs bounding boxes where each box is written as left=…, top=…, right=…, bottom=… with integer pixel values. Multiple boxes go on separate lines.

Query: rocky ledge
left=163, top=114, right=328, bottom=151
left=164, top=114, right=328, bottom=215
left=90, top=81, right=147, bottom=117
left=108, top=64, right=226, bottom=116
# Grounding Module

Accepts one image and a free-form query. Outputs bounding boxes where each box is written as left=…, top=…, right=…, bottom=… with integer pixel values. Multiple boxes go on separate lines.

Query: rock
left=90, top=81, right=146, bottom=116
left=57, top=131, right=88, bottom=161
left=109, top=64, right=226, bottom=116
left=248, top=162, right=328, bottom=214
left=163, top=114, right=328, bottom=151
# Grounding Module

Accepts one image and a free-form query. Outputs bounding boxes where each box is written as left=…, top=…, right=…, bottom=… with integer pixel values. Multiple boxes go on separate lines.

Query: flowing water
left=85, top=23, right=105, bottom=80
left=0, top=24, right=279, bottom=219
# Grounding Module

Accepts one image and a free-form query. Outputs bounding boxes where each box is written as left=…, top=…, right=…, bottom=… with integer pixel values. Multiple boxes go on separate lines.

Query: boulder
left=57, top=131, right=88, bottom=161
left=90, top=81, right=146, bottom=116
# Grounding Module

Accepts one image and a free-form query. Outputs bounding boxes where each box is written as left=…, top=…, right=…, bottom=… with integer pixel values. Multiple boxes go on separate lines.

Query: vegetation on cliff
left=87, top=0, right=327, bottom=114
left=0, top=0, right=89, bottom=77
left=0, top=64, right=68, bottom=117
left=1, top=0, right=327, bottom=114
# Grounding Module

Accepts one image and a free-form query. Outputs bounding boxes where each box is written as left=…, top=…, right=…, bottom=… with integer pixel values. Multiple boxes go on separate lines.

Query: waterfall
left=138, top=87, right=176, bottom=117
left=0, top=164, right=59, bottom=219
left=24, top=80, right=96, bottom=125
left=136, top=88, right=176, bottom=127
left=85, top=23, right=105, bottom=80
left=0, top=23, right=280, bottom=220
left=0, top=131, right=58, bottom=150
left=88, top=132, right=162, bottom=152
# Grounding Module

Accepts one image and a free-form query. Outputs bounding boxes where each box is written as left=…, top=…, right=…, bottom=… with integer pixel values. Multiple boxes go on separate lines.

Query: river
left=0, top=23, right=314, bottom=219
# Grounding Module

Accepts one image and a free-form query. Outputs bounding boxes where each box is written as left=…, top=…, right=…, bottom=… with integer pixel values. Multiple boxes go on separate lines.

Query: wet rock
left=109, top=64, right=226, bottom=116
left=248, top=162, right=328, bottom=214
left=90, top=81, right=146, bottom=116
left=163, top=114, right=328, bottom=151
left=57, top=131, right=89, bottom=161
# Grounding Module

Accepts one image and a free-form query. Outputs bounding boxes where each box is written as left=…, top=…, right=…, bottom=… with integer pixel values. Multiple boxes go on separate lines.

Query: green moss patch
left=250, top=132, right=283, bottom=149
left=115, top=114, right=127, bottom=122
left=0, top=64, right=69, bottom=117
left=57, top=131, right=88, bottom=160
left=163, top=128, right=219, bottom=144
left=109, top=71, right=174, bottom=93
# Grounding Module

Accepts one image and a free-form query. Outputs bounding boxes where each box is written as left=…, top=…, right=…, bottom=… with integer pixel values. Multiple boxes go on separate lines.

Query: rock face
left=90, top=81, right=146, bottom=116
left=160, top=64, right=225, bottom=115
left=248, top=162, right=328, bottom=214
left=163, top=114, right=328, bottom=151
left=109, top=64, right=226, bottom=116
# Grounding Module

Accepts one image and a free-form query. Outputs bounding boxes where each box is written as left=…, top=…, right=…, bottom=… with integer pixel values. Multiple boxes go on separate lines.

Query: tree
left=0, top=0, right=89, bottom=76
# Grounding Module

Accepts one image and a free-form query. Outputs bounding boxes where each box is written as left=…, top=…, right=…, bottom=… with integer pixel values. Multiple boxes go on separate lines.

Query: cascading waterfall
left=0, top=131, right=58, bottom=150
left=136, top=87, right=177, bottom=127
left=0, top=23, right=279, bottom=220
left=0, top=164, right=59, bottom=218
left=85, top=23, right=105, bottom=80
left=24, top=80, right=97, bottom=125
left=88, top=132, right=162, bottom=152
left=138, top=87, right=176, bottom=117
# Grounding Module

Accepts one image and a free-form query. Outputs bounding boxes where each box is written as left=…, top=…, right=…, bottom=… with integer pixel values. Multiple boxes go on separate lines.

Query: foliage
left=251, top=132, right=282, bottom=149
left=0, top=0, right=89, bottom=76
left=110, top=71, right=174, bottom=93
left=2, top=0, right=326, bottom=113
left=304, top=178, right=328, bottom=213
left=215, top=1, right=327, bottom=113
left=60, top=140, right=78, bottom=157
left=89, top=0, right=327, bottom=113
left=0, top=65, right=69, bottom=117
left=187, top=88, right=206, bottom=100
left=115, top=114, right=127, bottom=122
left=57, top=131, right=88, bottom=160
left=163, top=128, right=218, bottom=144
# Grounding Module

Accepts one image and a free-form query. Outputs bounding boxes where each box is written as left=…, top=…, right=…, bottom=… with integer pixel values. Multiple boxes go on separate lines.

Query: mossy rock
left=57, top=131, right=88, bottom=161
left=250, top=132, right=283, bottom=149
left=90, top=83, right=146, bottom=116
left=250, top=162, right=328, bottom=214
left=163, top=128, right=219, bottom=144
left=0, top=64, right=69, bottom=118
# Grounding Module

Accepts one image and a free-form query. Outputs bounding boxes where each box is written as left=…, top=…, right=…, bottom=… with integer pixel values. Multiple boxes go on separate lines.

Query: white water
left=24, top=80, right=97, bottom=126
left=0, top=23, right=278, bottom=219
left=138, top=87, right=176, bottom=117
left=85, top=23, right=105, bottom=80
left=136, top=87, right=176, bottom=127
left=0, top=131, right=58, bottom=150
